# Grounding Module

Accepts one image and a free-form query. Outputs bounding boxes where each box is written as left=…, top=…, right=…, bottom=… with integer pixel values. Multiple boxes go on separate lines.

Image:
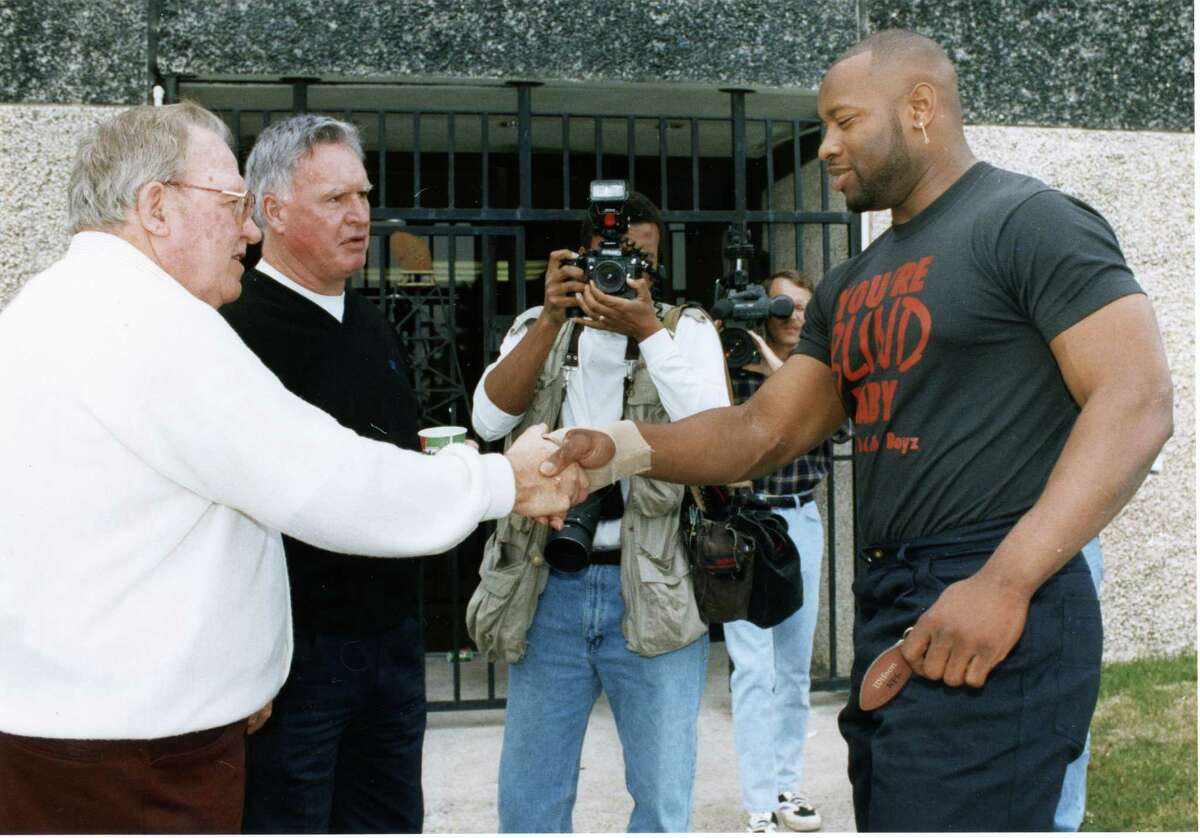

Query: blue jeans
left=724, top=498, right=824, bottom=813
left=1054, top=536, right=1105, bottom=831
left=497, top=564, right=709, bottom=833
left=243, top=619, right=426, bottom=833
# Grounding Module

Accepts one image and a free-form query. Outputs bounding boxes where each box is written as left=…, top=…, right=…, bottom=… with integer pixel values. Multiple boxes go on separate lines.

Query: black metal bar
left=594, top=118, right=603, bottom=179
left=765, top=119, right=775, bottom=212
left=447, top=112, right=456, bottom=209
left=515, top=227, right=526, bottom=312
left=793, top=120, right=804, bottom=272
left=377, top=111, right=387, bottom=207
left=372, top=224, right=523, bottom=237
left=429, top=698, right=507, bottom=713
left=725, top=88, right=751, bottom=224
left=626, top=116, right=636, bottom=188
left=231, top=110, right=241, bottom=158
left=816, top=677, right=851, bottom=693
left=371, top=207, right=853, bottom=225
left=290, top=80, right=309, bottom=114
left=146, top=0, right=161, bottom=98
left=481, top=234, right=495, bottom=355
left=658, top=117, right=668, bottom=210
left=163, top=74, right=178, bottom=104
left=481, top=113, right=490, bottom=209
left=450, top=546, right=462, bottom=702
left=819, top=125, right=830, bottom=212
left=690, top=119, right=700, bottom=211
left=515, top=84, right=534, bottom=211
left=412, top=112, right=422, bottom=207
left=561, top=115, right=571, bottom=208
left=826, top=466, right=838, bottom=680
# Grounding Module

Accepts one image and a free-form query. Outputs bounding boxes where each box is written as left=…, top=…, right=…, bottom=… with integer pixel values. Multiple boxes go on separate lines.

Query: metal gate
left=173, top=77, right=860, bottom=705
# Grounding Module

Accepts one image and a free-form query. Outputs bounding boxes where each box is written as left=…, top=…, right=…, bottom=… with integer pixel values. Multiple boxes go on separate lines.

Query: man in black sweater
left=221, top=114, right=425, bottom=833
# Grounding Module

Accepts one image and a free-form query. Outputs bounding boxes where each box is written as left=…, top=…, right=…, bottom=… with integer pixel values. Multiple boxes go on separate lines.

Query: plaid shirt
left=730, top=367, right=851, bottom=498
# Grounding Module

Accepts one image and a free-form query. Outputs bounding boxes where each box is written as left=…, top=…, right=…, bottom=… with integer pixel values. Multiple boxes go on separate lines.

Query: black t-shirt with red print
left=797, top=162, right=1142, bottom=545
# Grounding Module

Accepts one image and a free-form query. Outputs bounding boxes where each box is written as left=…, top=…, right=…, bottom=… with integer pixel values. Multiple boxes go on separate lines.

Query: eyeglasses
left=164, top=181, right=256, bottom=225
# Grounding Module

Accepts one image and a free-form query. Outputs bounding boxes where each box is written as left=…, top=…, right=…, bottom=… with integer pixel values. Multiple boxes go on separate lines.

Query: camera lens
left=721, top=327, right=758, bottom=367
left=592, top=259, right=627, bottom=296
left=544, top=489, right=608, bottom=572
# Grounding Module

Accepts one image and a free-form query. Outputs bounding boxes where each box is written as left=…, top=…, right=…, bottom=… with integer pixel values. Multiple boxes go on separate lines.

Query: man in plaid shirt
left=726, top=269, right=851, bottom=833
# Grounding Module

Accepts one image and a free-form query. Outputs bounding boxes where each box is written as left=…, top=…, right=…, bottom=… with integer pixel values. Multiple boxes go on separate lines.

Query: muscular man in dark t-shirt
left=545, top=29, right=1173, bottom=831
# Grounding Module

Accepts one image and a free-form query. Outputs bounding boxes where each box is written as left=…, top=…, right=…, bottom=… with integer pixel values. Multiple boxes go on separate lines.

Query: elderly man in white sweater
left=0, top=101, right=589, bottom=834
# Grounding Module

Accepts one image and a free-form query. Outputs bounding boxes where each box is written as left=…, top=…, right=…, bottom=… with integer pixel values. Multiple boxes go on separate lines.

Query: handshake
left=501, top=422, right=646, bottom=527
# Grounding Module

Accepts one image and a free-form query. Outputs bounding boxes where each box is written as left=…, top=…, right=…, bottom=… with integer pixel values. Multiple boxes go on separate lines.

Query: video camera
left=710, top=226, right=795, bottom=367
left=563, top=180, right=658, bottom=310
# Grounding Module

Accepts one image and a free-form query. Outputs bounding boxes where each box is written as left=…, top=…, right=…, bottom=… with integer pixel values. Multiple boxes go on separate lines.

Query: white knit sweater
left=0, top=232, right=514, bottom=739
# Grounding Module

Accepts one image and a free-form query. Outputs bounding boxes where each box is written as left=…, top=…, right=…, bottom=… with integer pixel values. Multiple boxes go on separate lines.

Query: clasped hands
left=504, top=424, right=617, bottom=527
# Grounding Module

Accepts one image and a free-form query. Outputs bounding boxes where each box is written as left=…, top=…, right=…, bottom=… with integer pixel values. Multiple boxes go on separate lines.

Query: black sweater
left=221, top=268, right=421, bottom=634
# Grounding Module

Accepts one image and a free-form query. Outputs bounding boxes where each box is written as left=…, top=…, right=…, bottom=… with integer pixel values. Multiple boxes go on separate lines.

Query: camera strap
left=561, top=321, right=642, bottom=402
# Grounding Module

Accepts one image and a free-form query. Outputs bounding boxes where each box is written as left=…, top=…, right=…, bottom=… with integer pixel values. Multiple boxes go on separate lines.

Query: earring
left=917, top=120, right=929, bottom=144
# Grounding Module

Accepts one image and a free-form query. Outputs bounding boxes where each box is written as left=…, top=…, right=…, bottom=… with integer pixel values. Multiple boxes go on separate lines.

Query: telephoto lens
left=543, top=487, right=610, bottom=571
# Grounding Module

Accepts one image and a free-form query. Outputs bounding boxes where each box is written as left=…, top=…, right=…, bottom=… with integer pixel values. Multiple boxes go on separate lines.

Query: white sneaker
left=747, top=811, right=777, bottom=832
left=776, top=791, right=822, bottom=831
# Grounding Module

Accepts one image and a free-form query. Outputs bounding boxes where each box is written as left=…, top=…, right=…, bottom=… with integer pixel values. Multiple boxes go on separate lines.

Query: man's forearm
left=636, top=354, right=847, bottom=486
left=977, top=384, right=1172, bottom=596
left=483, top=318, right=560, bottom=416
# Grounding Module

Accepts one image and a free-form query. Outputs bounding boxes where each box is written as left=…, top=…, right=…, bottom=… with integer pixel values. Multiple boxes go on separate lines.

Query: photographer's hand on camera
left=538, top=249, right=589, bottom=328
left=574, top=275, right=663, bottom=342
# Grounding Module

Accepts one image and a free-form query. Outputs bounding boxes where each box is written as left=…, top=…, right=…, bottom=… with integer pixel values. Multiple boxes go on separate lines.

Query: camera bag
left=681, top=484, right=755, bottom=623
left=735, top=495, right=804, bottom=628
left=679, top=485, right=803, bottom=627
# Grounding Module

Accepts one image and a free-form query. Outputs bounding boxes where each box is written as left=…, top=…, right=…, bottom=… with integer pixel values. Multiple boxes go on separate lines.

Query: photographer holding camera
left=724, top=269, right=850, bottom=834
left=468, top=185, right=728, bottom=833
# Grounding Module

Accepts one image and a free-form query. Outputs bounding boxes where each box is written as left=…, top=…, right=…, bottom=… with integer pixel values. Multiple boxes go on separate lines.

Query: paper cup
left=419, top=425, right=467, bottom=454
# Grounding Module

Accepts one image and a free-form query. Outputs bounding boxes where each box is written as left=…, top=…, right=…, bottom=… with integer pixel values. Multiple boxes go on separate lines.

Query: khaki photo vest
left=466, top=303, right=710, bottom=662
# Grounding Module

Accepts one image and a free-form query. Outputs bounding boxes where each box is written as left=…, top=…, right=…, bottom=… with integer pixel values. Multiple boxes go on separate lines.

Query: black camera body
left=562, top=180, right=655, bottom=307
left=711, top=227, right=795, bottom=368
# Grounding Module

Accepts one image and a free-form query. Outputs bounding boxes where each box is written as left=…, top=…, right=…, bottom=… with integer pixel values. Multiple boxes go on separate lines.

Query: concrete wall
left=0, top=105, right=121, bottom=306
left=2, top=1, right=1192, bottom=132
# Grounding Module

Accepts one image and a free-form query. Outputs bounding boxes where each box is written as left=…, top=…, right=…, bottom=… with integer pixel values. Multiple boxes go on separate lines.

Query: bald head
left=831, top=29, right=963, bottom=124
left=817, top=28, right=977, bottom=222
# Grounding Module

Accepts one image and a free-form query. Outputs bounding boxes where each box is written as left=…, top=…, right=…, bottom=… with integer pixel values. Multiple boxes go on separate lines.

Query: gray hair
left=66, top=101, right=232, bottom=234
left=244, top=115, right=364, bottom=227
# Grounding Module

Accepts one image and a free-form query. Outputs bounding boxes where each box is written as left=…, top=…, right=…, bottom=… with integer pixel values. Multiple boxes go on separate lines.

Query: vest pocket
left=625, top=543, right=705, bottom=657
left=626, top=475, right=684, bottom=518
left=465, top=533, right=544, bottom=663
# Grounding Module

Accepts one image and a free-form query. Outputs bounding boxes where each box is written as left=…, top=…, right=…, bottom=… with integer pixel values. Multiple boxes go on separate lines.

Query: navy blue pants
left=838, top=520, right=1102, bottom=832
left=243, top=618, right=426, bottom=833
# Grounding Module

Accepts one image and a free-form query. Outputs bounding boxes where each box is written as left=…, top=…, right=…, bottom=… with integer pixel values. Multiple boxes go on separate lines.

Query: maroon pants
left=0, top=721, right=245, bottom=834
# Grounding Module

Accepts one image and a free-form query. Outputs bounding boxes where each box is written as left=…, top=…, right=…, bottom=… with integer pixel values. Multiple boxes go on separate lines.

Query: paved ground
left=422, top=642, right=856, bottom=833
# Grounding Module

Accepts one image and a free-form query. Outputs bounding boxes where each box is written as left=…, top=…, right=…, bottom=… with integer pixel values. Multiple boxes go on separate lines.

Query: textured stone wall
left=867, top=1, right=1194, bottom=132
left=0, top=1, right=147, bottom=104
left=859, top=125, right=1196, bottom=662
left=0, top=105, right=122, bottom=307
left=154, top=0, right=856, bottom=97
left=2, top=1, right=1192, bottom=130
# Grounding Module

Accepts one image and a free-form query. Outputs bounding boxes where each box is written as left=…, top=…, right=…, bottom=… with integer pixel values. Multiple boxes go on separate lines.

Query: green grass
left=1082, top=651, right=1197, bottom=831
